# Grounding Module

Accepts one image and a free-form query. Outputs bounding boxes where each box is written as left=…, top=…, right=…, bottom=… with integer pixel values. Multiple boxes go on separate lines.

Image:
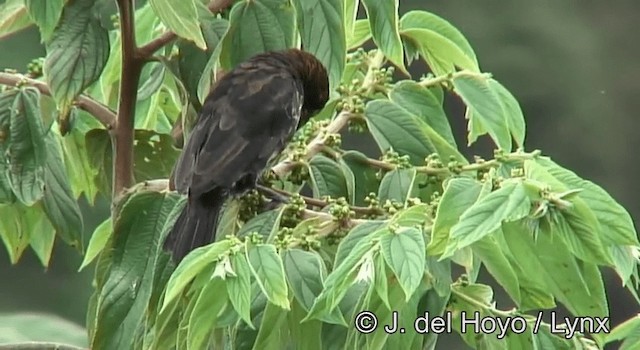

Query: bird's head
left=283, top=49, right=329, bottom=118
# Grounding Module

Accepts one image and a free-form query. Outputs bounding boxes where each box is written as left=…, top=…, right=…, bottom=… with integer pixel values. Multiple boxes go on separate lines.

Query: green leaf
left=237, top=208, right=284, bottom=241
left=524, top=159, right=613, bottom=265
left=187, top=278, right=228, bottom=350
left=361, top=0, right=406, bottom=72
left=452, top=73, right=511, bottom=150
left=214, top=201, right=240, bottom=239
left=288, top=299, right=323, bottom=350
left=0, top=204, right=33, bottom=263
left=343, top=0, right=358, bottom=41
left=306, top=230, right=383, bottom=323
left=137, top=62, right=165, bottom=101
left=227, top=253, right=254, bottom=328
left=347, top=19, right=371, bottom=49
left=308, top=154, right=350, bottom=201
left=338, top=158, right=356, bottom=205
left=502, top=220, right=609, bottom=321
left=471, top=236, right=521, bottom=305
left=399, top=11, right=479, bottom=75
left=293, top=0, right=345, bottom=90
left=553, top=205, right=613, bottom=266
left=247, top=244, right=290, bottom=310
left=364, top=99, right=434, bottom=164
left=27, top=207, right=56, bottom=266
left=177, top=17, right=229, bottom=104
left=41, top=133, right=83, bottom=249
left=341, top=151, right=380, bottom=206
left=7, top=88, right=47, bottom=206
left=390, top=80, right=457, bottom=149
left=79, top=218, right=112, bottom=271
left=162, top=238, right=235, bottom=310
left=429, top=177, right=483, bottom=256
left=25, top=0, right=64, bottom=42
left=283, top=249, right=326, bottom=312
left=62, top=126, right=98, bottom=204
left=335, top=220, right=386, bottom=265
left=392, top=203, right=430, bottom=227
left=252, top=302, right=288, bottom=350
left=0, top=91, right=16, bottom=204
left=443, top=181, right=530, bottom=258
left=380, top=226, right=426, bottom=300
left=373, top=252, right=390, bottom=309
left=0, top=312, right=87, bottom=347
left=220, top=0, right=296, bottom=70
left=44, top=0, right=110, bottom=116
left=85, top=129, right=181, bottom=194
left=378, top=168, right=416, bottom=205
left=92, top=191, right=181, bottom=350
left=196, top=18, right=230, bottom=103
left=605, top=314, right=640, bottom=348
left=0, top=0, right=33, bottom=40
left=538, top=157, right=639, bottom=247
left=149, top=0, right=206, bottom=49
left=488, top=78, right=526, bottom=148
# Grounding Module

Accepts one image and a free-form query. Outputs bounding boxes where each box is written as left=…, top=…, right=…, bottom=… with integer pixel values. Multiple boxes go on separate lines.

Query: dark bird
left=165, top=49, right=329, bottom=262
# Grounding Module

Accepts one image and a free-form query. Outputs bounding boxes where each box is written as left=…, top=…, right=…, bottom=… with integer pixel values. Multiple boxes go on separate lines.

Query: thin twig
left=357, top=155, right=501, bottom=175
left=418, top=70, right=492, bottom=88
left=267, top=186, right=383, bottom=216
left=0, top=72, right=116, bottom=129
left=137, top=0, right=235, bottom=58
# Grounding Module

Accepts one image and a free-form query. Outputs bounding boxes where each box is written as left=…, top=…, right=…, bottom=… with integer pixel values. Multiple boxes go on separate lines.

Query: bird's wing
left=172, top=65, right=303, bottom=195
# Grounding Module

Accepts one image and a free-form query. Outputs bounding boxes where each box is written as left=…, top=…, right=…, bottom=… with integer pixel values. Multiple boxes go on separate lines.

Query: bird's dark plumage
left=164, top=49, right=329, bottom=262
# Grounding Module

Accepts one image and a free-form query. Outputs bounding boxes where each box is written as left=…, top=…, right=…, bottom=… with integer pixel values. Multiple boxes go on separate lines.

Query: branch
left=358, top=156, right=500, bottom=175
left=137, top=0, right=235, bottom=58
left=112, top=0, right=143, bottom=199
left=343, top=150, right=542, bottom=175
left=271, top=110, right=356, bottom=177
left=0, top=72, right=116, bottom=129
left=267, top=186, right=383, bottom=216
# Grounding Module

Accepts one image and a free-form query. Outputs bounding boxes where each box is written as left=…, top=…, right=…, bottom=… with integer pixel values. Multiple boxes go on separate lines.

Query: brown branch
left=0, top=72, right=116, bottom=129
left=113, top=0, right=143, bottom=200
left=137, top=0, right=235, bottom=58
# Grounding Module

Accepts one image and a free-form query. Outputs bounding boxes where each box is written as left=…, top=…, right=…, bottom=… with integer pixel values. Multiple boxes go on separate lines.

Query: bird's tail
left=164, top=188, right=225, bottom=263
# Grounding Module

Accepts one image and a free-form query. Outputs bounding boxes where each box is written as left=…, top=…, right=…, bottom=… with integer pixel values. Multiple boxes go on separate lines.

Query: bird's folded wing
left=172, top=67, right=303, bottom=195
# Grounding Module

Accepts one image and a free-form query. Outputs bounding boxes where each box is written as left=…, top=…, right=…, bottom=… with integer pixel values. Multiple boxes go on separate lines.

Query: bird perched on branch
left=165, top=49, right=329, bottom=262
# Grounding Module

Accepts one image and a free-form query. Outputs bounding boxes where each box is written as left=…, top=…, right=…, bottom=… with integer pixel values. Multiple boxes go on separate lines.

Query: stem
left=268, top=186, right=384, bottom=216
left=347, top=150, right=542, bottom=175
left=112, top=0, right=143, bottom=200
left=0, top=72, right=116, bottom=129
left=418, top=70, right=492, bottom=88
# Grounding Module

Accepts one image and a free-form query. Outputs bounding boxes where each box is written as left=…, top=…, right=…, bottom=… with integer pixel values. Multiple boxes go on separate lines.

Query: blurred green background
left=1, top=0, right=638, bottom=347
